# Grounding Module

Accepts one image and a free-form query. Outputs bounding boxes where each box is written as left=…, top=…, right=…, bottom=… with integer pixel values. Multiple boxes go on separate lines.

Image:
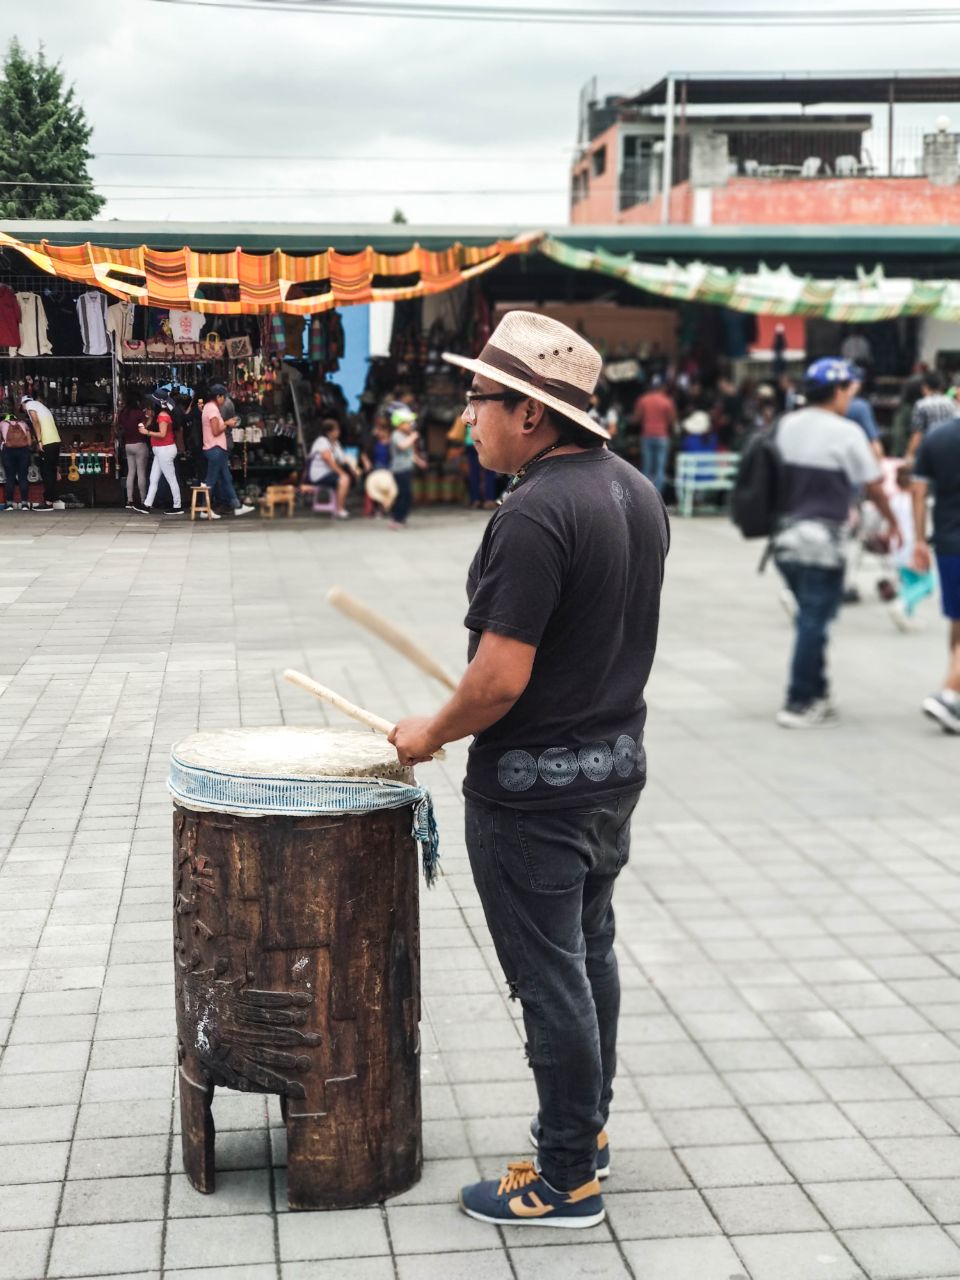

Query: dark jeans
left=41, top=442, right=60, bottom=503
left=777, top=560, right=845, bottom=708
left=392, top=470, right=413, bottom=524
left=465, top=790, right=639, bottom=1191
left=2, top=445, right=31, bottom=503
left=202, top=446, right=240, bottom=509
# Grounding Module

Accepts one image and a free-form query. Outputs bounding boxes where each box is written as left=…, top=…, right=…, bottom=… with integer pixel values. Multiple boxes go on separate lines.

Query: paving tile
left=163, top=1213, right=275, bottom=1270
left=843, top=1099, right=953, bottom=1138
left=0, top=1228, right=51, bottom=1280
left=911, top=1179, right=960, bottom=1224
left=48, top=1221, right=163, bottom=1278
left=807, top=1179, right=934, bottom=1229
left=508, top=1242, right=630, bottom=1278
left=604, top=1189, right=719, bottom=1240
left=619, top=1235, right=746, bottom=1280
left=0, top=1140, right=69, bottom=1184
left=704, top=1183, right=826, bottom=1234
left=68, top=1134, right=169, bottom=1179
left=840, top=1225, right=960, bottom=1279
left=0, top=1179, right=62, bottom=1229
left=731, top=1231, right=864, bottom=1280
left=677, top=1142, right=793, bottom=1188
left=167, top=1169, right=273, bottom=1217
left=286, top=1262, right=396, bottom=1280
left=59, top=1175, right=166, bottom=1225
left=386, top=1202, right=503, bottom=1254
left=774, top=1139, right=893, bottom=1183
left=278, top=1207, right=390, bottom=1260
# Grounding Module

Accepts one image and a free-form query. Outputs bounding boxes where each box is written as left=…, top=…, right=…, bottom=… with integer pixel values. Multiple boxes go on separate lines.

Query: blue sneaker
left=529, top=1116, right=610, bottom=1180
left=459, top=1160, right=605, bottom=1228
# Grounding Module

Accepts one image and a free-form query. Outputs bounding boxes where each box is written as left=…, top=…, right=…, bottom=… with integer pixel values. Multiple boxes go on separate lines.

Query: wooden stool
left=259, top=484, right=297, bottom=518
left=190, top=486, right=213, bottom=521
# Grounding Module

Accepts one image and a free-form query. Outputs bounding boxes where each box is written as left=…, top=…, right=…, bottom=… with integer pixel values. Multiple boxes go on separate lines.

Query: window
left=592, top=146, right=607, bottom=178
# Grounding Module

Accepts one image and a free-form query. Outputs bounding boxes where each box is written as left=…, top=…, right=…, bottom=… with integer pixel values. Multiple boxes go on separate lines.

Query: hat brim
left=364, top=468, right=398, bottom=510
left=442, top=353, right=610, bottom=440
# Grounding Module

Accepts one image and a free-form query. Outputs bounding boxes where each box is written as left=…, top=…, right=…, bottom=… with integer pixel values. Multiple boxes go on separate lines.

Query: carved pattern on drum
left=497, top=749, right=538, bottom=792
left=174, top=839, right=320, bottom=1099
left=613, top=734, right=639, bottom=778
left=537, top=747, right=579, bottom=787
left=578, top=742, right=614, bottom=782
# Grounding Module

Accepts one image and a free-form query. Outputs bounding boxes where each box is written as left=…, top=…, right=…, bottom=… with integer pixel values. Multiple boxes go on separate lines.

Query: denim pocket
left=512, top=809, right=602, bottom=894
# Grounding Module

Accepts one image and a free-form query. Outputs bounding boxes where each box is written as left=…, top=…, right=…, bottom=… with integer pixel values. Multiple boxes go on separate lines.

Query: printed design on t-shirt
left=496, top=737, right=643, bottom=792
left=610, top=479, right=631, bottom=509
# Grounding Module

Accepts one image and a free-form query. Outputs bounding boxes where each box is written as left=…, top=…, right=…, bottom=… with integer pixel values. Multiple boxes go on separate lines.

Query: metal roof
left=4, top=220, right=960, bottom=261
left=628, top=71, right=960, bottom=108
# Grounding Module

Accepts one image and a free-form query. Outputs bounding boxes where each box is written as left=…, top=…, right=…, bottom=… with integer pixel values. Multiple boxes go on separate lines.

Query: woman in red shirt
left=140, top=398, right=183, bottom=515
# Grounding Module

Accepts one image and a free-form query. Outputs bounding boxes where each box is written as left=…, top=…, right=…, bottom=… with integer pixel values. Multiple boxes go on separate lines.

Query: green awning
left=540, top=236, right=960, bottom=322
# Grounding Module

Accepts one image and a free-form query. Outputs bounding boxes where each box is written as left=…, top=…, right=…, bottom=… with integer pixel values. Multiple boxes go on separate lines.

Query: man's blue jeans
left=777, top=560, right=845, bottom=708
left=203, top=447, right=240, bottom=509
left=464, top=790, right=639, bottom=1191
left=642, top=435, right=669, bottom=494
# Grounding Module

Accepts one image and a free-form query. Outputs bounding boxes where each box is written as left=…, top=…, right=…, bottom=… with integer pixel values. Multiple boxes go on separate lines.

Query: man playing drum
left=390, top=311, right=669, bottom=1229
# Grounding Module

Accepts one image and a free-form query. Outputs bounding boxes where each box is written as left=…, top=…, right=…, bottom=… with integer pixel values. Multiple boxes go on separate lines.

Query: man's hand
left=913, top=540, right=933, bottom=574
left=389, top=716, right=442, bottom=766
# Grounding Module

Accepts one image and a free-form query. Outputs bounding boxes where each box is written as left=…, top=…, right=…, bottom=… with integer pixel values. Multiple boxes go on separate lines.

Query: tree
left=391, top=208, right=408, bottom=224
left=0, top=39, right=103, bottom=219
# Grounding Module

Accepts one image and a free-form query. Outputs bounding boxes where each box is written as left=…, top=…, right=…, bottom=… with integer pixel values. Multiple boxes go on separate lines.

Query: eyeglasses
left=462, top=390, right=520, bottom=423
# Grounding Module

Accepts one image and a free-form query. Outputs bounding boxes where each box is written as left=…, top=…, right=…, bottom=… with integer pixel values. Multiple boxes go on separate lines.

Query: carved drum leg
left=171, top=727, right=428, bottom=1210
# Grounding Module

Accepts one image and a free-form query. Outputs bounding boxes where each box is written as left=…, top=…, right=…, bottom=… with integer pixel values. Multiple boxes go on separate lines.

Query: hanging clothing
left=45, top=294, right=84, bottom=356
left=0, top=285, right=21, bottom=347
left=169, top=310, right=205, bottom=344
left=76, top=291, right=109, bottom=355
left=106, top=301, right=136, bottom=357
left=16, top=292, right=52, bottom=357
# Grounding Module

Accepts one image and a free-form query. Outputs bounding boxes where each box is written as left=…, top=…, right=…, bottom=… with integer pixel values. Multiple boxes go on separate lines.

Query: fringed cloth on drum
left=168, top=758, right=441, bottom=887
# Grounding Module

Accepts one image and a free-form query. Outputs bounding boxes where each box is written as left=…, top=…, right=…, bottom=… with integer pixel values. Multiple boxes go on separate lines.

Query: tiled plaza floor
left=0, top=506, right=957, bottom=1280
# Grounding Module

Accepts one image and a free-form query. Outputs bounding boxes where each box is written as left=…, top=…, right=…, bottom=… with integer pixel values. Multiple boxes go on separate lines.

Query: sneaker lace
left=496, top=1161, right=540, bottom=1196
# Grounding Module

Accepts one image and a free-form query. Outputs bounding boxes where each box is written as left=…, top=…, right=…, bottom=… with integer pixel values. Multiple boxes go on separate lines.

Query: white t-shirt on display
left=76, top=292, right=109, bottom=355
left=169, top=310, right=204, bottom=344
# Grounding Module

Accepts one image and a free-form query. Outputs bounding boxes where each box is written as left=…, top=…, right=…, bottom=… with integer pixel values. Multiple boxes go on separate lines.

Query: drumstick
left=326, top=586, right=460, bottom=693
left=282, top=669, right=446, bottom=761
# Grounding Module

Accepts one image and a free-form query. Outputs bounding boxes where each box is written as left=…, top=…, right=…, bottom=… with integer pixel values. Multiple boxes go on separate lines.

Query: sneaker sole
left=529, top=1130, right=610, bottom=1180
left=459, top=1196, right=606, bottom=1229
left=922, top=699, right=960, bottom=734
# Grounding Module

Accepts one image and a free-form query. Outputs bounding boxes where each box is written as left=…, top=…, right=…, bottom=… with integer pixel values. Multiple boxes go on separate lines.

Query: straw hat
left=443, top=311, right=608, bottom=439
left=364, top=468, right=398, bottom=510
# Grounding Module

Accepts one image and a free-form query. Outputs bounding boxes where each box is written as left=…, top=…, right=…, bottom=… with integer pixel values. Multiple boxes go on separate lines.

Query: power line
left=0, top=178, right=570, bottom=195
left=94, top=151, right=570, bottom=162
left=147, top=0, right=960, bottom=26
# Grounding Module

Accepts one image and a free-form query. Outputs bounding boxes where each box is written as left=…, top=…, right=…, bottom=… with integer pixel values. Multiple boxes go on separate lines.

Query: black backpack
left=731, top=425, right=784, bottom=539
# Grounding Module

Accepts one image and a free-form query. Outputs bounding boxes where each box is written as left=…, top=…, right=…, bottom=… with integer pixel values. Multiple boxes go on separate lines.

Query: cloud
left=5, top=1, right=957, bottom=226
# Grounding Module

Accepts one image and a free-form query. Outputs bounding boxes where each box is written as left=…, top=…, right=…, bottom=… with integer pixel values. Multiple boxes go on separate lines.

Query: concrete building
left=570, top=72, right=960, bottom=228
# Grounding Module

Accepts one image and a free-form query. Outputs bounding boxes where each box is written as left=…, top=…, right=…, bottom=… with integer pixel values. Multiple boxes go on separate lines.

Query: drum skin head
left=172, top=727, right=414, bottom=785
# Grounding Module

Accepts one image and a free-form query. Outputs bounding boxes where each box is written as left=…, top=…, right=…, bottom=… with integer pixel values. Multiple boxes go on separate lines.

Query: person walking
left=388, top=407, right=418, bottom=530
left=20, top=393, right=61, bottom=511
left=117, top=389, right=150, bottom=510
left=911, top=410, right=960, bottom=732
left=389, top=311, right=669, bottom=1229
left=0, top=409, right=34, bottom=510
left=140, top=399, right=184, bottom=516
left=201, top=384, right=254, bottom=518
left=772, top=358, right=901, bottom=729
left=632, top=376, right=675, bottom=495
left=907, top=370, right=956, bottom=461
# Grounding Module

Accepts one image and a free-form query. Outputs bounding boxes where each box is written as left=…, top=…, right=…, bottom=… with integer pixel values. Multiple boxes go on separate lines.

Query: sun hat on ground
left=365, top=468, right=398, bottom=510
left=442, top=310, right=608, bottom=439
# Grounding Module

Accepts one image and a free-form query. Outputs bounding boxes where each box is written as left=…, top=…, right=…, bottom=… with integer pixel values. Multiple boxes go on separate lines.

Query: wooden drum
left=168, top=727, right=429, bottom=1210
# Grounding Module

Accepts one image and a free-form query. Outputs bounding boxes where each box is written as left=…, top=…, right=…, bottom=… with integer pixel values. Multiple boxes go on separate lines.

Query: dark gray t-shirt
left=914, top=417, right=960, bottom=556
left=464, top=449, right=669, bottom=809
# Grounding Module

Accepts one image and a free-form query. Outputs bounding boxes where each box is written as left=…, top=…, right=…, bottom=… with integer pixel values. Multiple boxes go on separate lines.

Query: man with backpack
left=735, top=357, right=900, bottom=729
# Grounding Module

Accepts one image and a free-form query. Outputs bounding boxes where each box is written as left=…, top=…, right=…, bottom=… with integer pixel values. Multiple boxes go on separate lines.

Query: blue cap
left=805, top=357, right=854, bottom=386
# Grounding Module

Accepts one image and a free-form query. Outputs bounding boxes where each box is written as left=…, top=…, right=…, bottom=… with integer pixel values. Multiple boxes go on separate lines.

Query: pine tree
left=0, top=39, right=104, bottom=219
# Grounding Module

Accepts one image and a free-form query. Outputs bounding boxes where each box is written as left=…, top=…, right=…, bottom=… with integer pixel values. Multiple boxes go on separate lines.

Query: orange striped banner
left=0, top=230, right=542, bottom=315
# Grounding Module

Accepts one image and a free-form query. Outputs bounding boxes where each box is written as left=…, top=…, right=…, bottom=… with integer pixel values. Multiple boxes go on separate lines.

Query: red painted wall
left=573, top=173, right=960, bottom=226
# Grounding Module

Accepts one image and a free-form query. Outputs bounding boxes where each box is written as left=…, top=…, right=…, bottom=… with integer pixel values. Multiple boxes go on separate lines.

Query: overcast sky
left=7, top=0, right=960, bottom=228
